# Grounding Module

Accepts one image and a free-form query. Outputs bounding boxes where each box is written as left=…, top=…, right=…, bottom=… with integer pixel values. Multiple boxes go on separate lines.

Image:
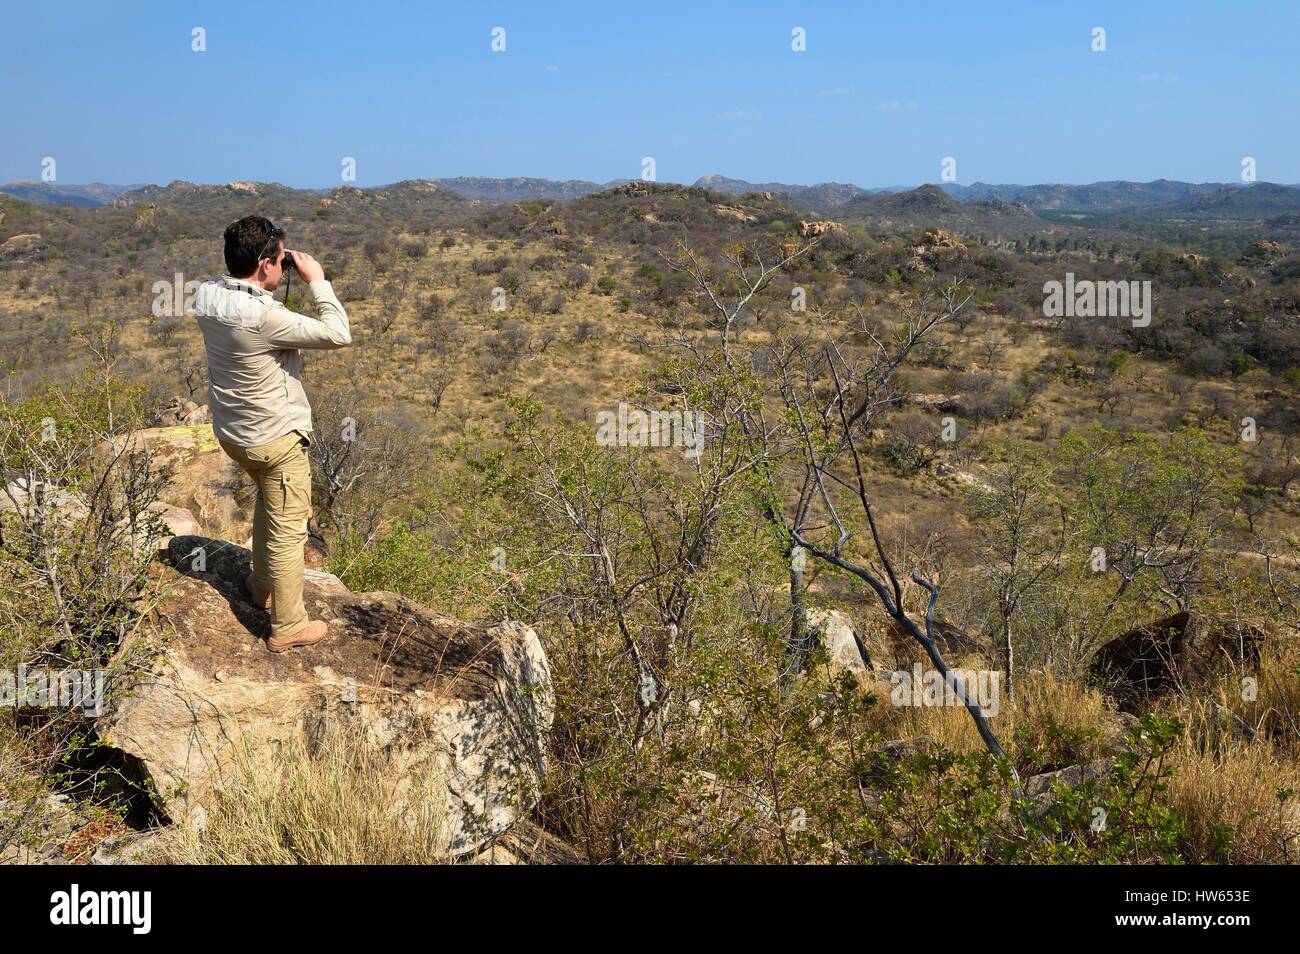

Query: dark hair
left=223, top=215, right=283, bottom=277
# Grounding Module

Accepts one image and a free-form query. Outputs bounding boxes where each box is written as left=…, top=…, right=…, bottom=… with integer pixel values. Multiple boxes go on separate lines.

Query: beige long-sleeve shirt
left=192, top=275, right=351, bottom=448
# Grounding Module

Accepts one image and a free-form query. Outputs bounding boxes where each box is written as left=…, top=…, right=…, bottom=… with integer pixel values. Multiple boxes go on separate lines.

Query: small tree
left=967, top=441, right=1064, bottom=700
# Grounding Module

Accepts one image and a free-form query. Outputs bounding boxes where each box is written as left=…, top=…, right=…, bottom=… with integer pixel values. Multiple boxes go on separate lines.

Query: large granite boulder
left=0, top=477, right=89, bottom=524
left=100, top=426, right=253, bottom=542
left=806, top=608, right=987, bottom=678
left=98, top=536, right=553, bottom=855
left=0, top=233, right=46, bottom=260
left=1, top=479, right=200, bottom=555
left=807, top=608, right=874, bottom=676
left=1090, top=611, right=1264, bottom=708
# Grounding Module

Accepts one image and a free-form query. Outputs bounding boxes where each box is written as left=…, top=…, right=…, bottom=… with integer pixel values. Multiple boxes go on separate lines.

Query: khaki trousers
left=219, top=430, right=312, bottom=639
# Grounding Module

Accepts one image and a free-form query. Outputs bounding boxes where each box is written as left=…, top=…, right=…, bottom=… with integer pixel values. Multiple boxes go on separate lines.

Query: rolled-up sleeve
left=259, top=280, right=352, bottom=350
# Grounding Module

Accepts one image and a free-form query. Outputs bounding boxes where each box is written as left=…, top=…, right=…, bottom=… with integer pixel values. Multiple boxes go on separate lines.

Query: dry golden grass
left=1214, top=636, right=1300, bottom=752
left=855, top=659, right=1300, bottom=863
left=0, top=720, right=53, bottom=818
left=1154, top=638, right=1300, bottom=864
left=158, top=727, right=453, bottom=865
left=1165, top=734, right=1300, bottom=863
left=860, top=664, right=1117, bottom=767
left=1003, top=666, right=1117, bottom=758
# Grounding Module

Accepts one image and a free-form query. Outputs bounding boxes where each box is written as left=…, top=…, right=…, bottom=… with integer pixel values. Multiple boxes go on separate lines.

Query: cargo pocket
left=281, top=462, right=312, bottom=522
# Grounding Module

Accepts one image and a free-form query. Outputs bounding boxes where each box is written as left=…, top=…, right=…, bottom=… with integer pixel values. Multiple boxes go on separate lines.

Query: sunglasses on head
left=255, top=224, right=285, bottom=267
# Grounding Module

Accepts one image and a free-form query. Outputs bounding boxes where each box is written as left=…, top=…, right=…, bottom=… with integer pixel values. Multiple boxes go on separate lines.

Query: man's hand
left=287, top=249, right=325, bottom=283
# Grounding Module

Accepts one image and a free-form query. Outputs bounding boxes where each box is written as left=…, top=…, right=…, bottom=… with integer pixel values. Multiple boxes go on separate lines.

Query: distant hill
left=693, top=175, right=870, bottom=210
left=1150, top=182, right=1300, bottom=218
left=691, top=176, right=1283, bottom=215
left=835, top=184, right=1056, bottom=240
left=110, top=180, right=311, bottom=209
left=434, top=177, right=623, bottom=203
left=846, top=183, right=966, bottom=217
left=1038, top=182, right=1300, bottom=248
left=16, top=175, right=1296, bottom=216
left=109, top=177, right=630, bottom=207
left=97, top=179, right=476, bottom=241
left=110, top=178, right=469, bottom=211
left=4, top=176, right=622, bottom=209
left=0, top=181, right=144, bottom=208
left=938, top=179, right=1237, bottom=210
left=15, top=175, right=1300, bottom=252
left=476, top=180, right=802, bottom=253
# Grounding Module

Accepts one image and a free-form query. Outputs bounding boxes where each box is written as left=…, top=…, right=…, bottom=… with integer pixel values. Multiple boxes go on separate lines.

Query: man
left=192, top=216, right=351, bottom=652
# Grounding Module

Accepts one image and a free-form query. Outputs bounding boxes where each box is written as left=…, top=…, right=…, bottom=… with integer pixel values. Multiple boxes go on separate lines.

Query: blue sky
left=2, top=1, right=1296, bottom=188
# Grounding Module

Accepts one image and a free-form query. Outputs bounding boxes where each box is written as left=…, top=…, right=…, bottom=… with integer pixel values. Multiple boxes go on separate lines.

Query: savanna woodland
left=2, top=174, right=1299, bottom=864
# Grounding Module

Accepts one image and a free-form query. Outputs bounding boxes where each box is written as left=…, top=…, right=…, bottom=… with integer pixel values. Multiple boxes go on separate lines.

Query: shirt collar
left=221, top=275, right=274, bottom=299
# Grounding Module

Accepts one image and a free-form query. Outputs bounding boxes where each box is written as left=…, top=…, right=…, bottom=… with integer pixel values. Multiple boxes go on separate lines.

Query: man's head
left=223, top=215, right=288, bottom=290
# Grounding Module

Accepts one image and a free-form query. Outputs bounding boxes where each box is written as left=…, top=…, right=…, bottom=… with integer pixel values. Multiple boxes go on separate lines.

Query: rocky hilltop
left=101, top=534, right=553, bottom=855
left=13, top=416, right=559, bottom=860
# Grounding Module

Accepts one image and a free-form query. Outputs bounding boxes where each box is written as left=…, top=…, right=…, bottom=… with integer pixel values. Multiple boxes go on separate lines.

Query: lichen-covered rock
left=100, top=426, right=252, bottom=541
left=98, top=536, right=553, bottom=855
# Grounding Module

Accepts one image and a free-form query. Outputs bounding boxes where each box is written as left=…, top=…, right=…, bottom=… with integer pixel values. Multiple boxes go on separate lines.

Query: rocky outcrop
left=883, top=616, right=986, bottom=669
left=100, top=426, right=252, bottom=542
left=149, top=397, right=211, bottom=428
left=100, top=422, right=326, bottom=566
left=807, top=608, right=986, bottom=677
left=907, top=228, right=968, bottom=272
left=1237, top=239, right=1288, bottom=268
left=0, top=794, right=94, bottom=864
left=97, top=536, right=554, bottom=855
left=0, top=478, right=198, bottom=553
left=912, top=227, right=965, bottom=251
left=808, top=608, right=874, bottom=676
left=714, top=204, right=759, bottom=222
left=909, top=392, right=965, bottom=414
left=799, top=220, right=841, bottom=238
left=90, top=830, right=164, bottom=865
left=0, top=477, right=89, bottom=524
left=145, top=503, right=203, bottom=546
left=1090, top=611, right=1263, bottom=708
left=935, top=461, right=992, bottom=492
left=1022, top=759, right=1115, bottom=818
left=0, top=233, right=46, bottom=259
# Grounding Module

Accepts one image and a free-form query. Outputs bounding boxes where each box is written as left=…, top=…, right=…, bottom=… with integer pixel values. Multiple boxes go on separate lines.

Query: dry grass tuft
left=860, top=664, right=1116, bottom=769
left=159, top=726, right=453, bottom=865
left=1165, top=733, right=1300, bottom=864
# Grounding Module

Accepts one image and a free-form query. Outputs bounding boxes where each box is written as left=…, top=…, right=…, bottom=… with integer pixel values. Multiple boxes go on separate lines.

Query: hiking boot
left=244, top=573, right=271, bottom=609
left=267, top=620, right=329, bottom=654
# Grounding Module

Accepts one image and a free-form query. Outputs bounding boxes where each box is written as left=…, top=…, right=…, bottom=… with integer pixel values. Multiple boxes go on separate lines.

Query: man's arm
left=259, top=250, right=352, bottom=350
